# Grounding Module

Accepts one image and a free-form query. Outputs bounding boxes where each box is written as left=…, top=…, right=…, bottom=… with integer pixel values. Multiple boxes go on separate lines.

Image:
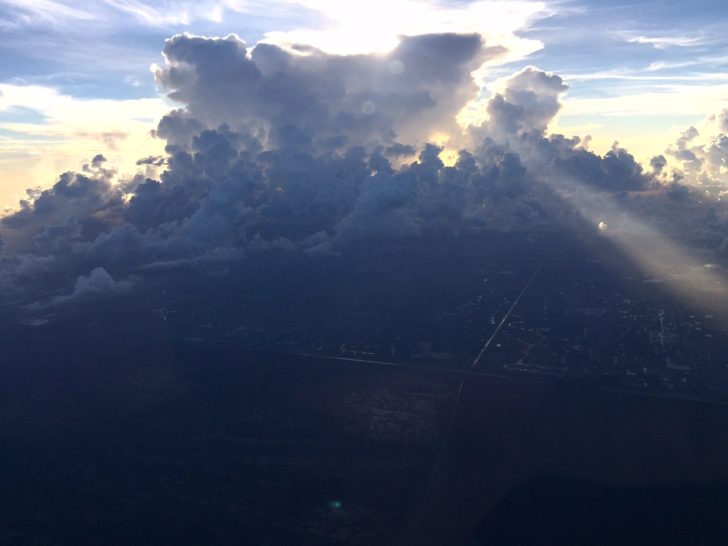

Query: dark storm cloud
left=1, top=32, right=726, bottom=307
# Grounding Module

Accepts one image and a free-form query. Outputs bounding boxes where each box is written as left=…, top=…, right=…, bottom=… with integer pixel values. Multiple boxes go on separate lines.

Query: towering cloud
left=483, top=67, right=568, bottom=139
left=0, top=31, right=726, bottom=308
left=152, top=32, right=494, bottom=150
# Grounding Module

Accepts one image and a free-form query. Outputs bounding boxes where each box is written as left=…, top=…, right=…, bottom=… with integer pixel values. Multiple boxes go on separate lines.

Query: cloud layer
left=1, top=31, right=727, bottom=309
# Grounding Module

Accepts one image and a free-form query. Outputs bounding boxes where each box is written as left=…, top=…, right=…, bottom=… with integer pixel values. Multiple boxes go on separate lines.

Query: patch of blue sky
left=0, top=127, right=64, bottom=141
left=0, top=106, right=47, bottom=124
left=524, top=1, right=727, bottom=70
left=1, top=26, right=262, bottom=100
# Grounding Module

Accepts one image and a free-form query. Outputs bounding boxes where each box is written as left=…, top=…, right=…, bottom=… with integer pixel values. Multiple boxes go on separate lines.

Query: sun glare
left=548, top=175, right=728, bottom=326
left=264, top=0, right=548, bottom=56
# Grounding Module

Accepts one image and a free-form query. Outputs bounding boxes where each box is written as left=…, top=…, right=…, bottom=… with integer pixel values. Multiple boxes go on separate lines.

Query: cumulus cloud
left=152, top=32, right=491, bottom=149
left=719, top=109, right=728, bottom=133
left=482, top=67, right=568, bottom=138
left=28, top=267, right=133, bottom=309
left=1, top=31, right=727, bottom=308
left=650, top=154, right=667, bottom=175
left=336, top=169, right=419, bottom=242
left=1, top=158, right=123, bottom=251
left=662, top=110, right=728, bottom=189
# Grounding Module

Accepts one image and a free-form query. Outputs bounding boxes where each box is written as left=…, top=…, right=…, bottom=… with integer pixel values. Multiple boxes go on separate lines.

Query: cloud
left=2, top=156, right=123, bottom=249
left=1, top=31, right=727, bottom=311
left=152, top=32, right=491, bottom=149
left=663, top=111, right=728, bottom=188
left=719, top=109, right=728, bottom=133
left=0, top=0, right=95, bottom=25
left=624, top=34, right=703, bottom=49
left=101, top=0, right=194, bottom=26
left=650, top=154, right=667, bottom=174
left=136, top=155, right=166, bottom=166
left=481, top=66, right=568, bottom=138
left=335, top=169, right=419, bottom=242
left=78, top=131, right=129, bottom=150
left=0, top=82, right=167, bottom=207
left=30, top=266, right=133, bottom=308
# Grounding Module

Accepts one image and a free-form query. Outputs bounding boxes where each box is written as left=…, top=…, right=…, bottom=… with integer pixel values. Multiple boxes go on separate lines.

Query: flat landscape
left=4, top=232, right=728, bottom=545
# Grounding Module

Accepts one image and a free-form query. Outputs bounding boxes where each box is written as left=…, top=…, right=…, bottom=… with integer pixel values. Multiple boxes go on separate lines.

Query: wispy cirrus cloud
left=100, top=0, right=231, bottom=26
left=0, top=0, right=95, bottom=25
left=646, top=54, right=728, bottom=72
left=561, top=69, right=728, bottom=83
left=623, top=34, right=704, bottom=49
left=101, top=0, right=192, bottom=25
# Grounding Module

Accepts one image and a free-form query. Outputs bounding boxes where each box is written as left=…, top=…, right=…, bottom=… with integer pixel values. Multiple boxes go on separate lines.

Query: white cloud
left=100, top=0, right=236, bottom=26
left=624, top=34, right=703, bottom=49
left=0, top=0, right=95, bottom=25
left=102, top=0, right=192, bottom=25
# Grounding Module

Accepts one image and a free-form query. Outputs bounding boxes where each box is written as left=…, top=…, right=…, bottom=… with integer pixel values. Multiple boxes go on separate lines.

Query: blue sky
left=0, top=0, right=727, bottom=206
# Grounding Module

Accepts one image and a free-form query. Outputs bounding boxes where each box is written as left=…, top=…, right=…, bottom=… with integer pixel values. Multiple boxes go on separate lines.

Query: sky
left=0, top=0, right=727, bottom=315
left=0, top=0, right=726, bottom=209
